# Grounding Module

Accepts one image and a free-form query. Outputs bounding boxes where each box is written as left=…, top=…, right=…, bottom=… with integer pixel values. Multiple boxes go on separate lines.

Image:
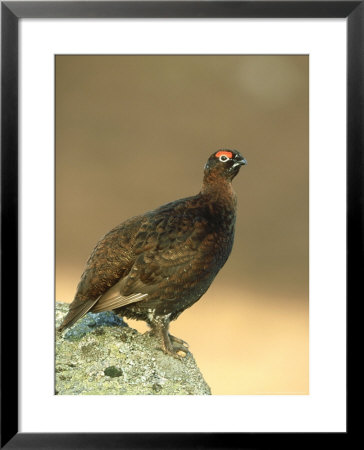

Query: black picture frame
left=1, top=1, right=358, bottom=448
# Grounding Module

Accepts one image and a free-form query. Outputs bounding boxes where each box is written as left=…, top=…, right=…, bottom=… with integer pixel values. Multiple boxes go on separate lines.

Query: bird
left=58, top=149, right=247, bottom=358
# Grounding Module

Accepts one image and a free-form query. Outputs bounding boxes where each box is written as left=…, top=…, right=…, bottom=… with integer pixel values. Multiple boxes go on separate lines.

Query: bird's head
left=204, top=149, right=247, bottom=182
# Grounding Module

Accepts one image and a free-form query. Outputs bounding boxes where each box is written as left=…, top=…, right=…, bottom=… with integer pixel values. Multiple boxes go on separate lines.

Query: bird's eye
left=219, top=155, right=229, bottom=162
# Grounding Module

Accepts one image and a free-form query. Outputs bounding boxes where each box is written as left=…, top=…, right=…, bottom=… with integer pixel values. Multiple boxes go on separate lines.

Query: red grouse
left=58, top=149, right=247, bottom=358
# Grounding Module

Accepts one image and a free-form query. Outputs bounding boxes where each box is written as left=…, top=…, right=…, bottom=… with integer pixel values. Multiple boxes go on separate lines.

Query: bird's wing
left=114, top=206, right=216, bottom=302
left=58, top=215, right=144, bottom=331
left=91, top=287, right=148, bottom=313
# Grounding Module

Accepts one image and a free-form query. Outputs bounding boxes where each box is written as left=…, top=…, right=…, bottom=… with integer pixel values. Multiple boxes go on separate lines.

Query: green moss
left=104, top=366, right=123, bottom=378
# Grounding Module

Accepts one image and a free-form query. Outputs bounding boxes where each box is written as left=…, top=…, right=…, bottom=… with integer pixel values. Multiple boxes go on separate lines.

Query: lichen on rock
left=55, top=302, right=211, bottom=395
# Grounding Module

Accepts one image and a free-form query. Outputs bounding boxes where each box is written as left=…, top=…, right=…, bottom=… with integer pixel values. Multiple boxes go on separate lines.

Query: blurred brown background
left=56, top=55, right=309, bottom=395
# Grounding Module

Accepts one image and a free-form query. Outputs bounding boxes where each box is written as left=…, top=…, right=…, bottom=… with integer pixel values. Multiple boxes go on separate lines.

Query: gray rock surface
left=55, top=302, right=211, bottom=395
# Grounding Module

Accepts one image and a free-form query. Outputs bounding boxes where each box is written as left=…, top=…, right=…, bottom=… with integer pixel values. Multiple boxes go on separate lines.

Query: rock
left=55, top=302, right=211, bottom=395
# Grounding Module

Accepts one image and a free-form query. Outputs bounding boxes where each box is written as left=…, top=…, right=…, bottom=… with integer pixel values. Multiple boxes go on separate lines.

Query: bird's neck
left=200, top=175, right=237, bottom=209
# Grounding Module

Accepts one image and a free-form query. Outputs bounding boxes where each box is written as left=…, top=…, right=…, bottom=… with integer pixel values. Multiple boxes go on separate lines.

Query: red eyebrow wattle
left=216, top=151, right=233, bottom=159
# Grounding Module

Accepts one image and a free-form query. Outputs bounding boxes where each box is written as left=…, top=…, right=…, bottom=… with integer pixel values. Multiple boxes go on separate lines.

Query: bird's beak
left=232, top=157, right=247, bottom=168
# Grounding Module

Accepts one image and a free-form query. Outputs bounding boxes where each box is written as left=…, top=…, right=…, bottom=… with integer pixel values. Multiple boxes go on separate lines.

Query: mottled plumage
left=58, top=149, right=246, bottom=357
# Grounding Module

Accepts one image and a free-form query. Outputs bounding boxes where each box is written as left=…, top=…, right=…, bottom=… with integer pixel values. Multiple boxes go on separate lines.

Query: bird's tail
left=57, top=297, right=100, bottom=333
left=57, top=291, right=148, bottom=332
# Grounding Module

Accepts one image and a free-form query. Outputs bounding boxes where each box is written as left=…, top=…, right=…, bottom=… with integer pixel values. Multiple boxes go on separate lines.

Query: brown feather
left=91, top=292, right=148, bottom=312
left=57, top=297, right=99, bottom=332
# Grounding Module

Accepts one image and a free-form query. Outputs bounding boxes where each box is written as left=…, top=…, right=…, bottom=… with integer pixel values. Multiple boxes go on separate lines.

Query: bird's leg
left=149, top=317, right=188, bottom=359
left=150, top=321, right=176, bottom=357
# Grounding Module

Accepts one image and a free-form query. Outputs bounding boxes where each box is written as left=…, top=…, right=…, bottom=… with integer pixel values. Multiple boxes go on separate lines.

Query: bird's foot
left=169, top=334, right=189, bottom=349
left=162, top=334, right=189, bottom=359
left=160, top=341, right=187, bottom=360
left=161, top=346, right=184, bottom=360
left=148, top=320, right=189, bottom=359
left=169, top=334, right=189, bottom=356
left=154, top=333, right=189, bottom=359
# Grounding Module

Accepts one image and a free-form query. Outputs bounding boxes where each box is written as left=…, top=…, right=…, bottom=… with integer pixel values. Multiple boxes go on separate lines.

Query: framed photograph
left=55, top=52, right=309, bottom=397
left=1, top=1, right=358, bottom=447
